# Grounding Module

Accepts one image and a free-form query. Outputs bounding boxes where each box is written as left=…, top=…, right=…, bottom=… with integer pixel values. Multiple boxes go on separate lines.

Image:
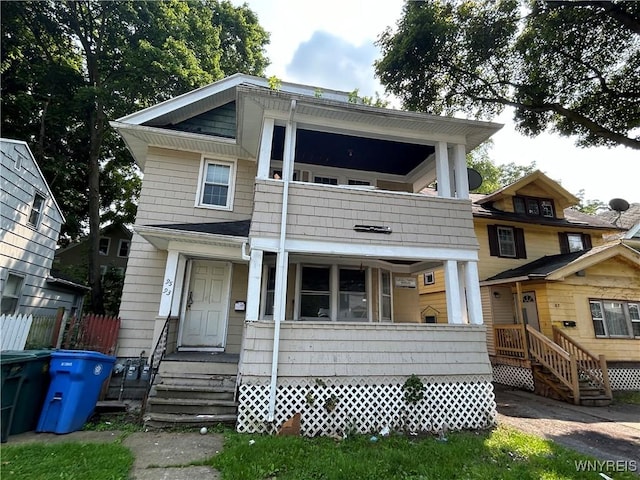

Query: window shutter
left=582, top=233, right=592, bottom=250
left=515, top=228, right=527, bottom=259
left=488, top=225, right=499, bottom=257
left=559, top=232, right=570, bottom=254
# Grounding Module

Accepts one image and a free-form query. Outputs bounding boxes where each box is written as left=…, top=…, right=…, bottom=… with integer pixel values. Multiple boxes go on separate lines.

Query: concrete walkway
left=494, top=384, right=640, bottom=468
left=7, top=430, right=224, bottom=480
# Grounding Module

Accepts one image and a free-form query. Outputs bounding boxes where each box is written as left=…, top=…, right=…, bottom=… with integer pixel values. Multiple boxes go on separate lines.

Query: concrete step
left=144, top=412, right=237, bottom=429
left=159, top=360, right=237, bottom=376
left=152, top=384, right=235, bottom=400
left=156, top=372, right=237, bottom=389
left=580, top=396, right=612, bottom=407
left=147, top=397, right=237, bottom=415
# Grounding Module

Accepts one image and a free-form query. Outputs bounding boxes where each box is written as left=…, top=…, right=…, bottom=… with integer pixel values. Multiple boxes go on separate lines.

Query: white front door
left=180, top=260, right=231, bottom=349
left=521, top=291, right=540, bottom=331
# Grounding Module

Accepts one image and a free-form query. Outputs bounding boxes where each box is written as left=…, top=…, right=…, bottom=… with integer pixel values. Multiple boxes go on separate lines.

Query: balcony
left=250, top=179, right=478, bottom=251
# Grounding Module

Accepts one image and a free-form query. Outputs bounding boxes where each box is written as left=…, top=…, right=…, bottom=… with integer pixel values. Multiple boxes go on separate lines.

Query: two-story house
left=111, top=74, right=503, bottom=435
left=419, top=171, right=640, bottom=405
left=0, top=139, right=87, bottom=318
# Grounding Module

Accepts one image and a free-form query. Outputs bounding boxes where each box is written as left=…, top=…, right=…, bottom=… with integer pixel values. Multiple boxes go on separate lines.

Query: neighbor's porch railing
left=552, top=326, right=612, bottom=399
left=493, top=324, right=529, bottom=359
left=526, top=325, right=580, bottom=404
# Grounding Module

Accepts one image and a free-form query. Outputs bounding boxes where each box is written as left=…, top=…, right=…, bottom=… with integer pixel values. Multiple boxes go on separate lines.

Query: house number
left=162, top=279, right=173, bottom=296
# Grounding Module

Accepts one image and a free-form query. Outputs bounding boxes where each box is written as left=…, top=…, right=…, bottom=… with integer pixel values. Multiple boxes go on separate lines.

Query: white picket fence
left=0, top=313, right=34, bottom=351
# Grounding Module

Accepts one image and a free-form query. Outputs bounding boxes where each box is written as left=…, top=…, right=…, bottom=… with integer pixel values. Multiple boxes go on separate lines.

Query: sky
left=235, top=0, right=638, bottom=205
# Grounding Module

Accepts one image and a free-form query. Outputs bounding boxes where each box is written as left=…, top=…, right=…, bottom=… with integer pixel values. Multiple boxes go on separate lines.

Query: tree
left=375, top=0, right=640, bottom=150
left=1, top=0, right=269, bottom=313
left=466, top=142, right=537, bottom=193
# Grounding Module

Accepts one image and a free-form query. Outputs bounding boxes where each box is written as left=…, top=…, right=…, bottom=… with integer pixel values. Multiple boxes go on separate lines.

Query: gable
left=160, top=101, right=236, bottom=139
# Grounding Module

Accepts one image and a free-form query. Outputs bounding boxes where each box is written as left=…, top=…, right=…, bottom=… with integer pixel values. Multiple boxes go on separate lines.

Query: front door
left=180, top=260, right=231, bottom=350
left=521, top=291, right=540, bottom=331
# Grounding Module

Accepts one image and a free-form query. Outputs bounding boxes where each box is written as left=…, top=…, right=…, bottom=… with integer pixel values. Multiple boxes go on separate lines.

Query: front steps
left=532, top=364, right=612, bottom=407
left=144, top=353, right=239, bottom=429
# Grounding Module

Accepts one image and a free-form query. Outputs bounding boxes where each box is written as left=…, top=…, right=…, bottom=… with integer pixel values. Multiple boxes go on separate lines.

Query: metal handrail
left=141, top=313, right=172, bottom=411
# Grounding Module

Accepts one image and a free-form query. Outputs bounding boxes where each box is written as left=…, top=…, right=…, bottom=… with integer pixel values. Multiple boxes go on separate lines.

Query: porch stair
left=527, top=325, right=612, bottom=407
left=143, top=353, right=239, bottom=429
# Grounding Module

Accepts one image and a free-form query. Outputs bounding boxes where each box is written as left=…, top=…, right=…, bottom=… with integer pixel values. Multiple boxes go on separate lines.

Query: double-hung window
left=28, top=193, right=45, bottom=227
left=559, top=232, right=592, bottom=253
left=380, top=270, right=392, bottom=322
left=299, top=266, right=331, bottom=320
left=197, top=159, right=234, bottom=209
left=1, top=274, right=24, bottom=314
left=590, top=299, right=640, bottom=338
left=488, top=225, right=527, bottom=259
left=338, top=269, right=367, bottom=321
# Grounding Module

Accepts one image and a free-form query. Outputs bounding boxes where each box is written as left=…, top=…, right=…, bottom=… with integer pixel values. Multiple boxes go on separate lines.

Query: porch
left=491, top=324, right=613, bottom=406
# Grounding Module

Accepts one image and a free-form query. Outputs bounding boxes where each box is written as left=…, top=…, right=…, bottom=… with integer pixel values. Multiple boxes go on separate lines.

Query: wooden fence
left=1, top=312, right=120, bottom=355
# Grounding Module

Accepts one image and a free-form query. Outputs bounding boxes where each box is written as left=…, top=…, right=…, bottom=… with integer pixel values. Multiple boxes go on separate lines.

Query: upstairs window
left=590, top=300, right=639, bottom=338
left=28, top=193, right=46, bottom=227
left=513, top=196, right=555, bottom=218
left=99, top=237, right=111, bottom=255
left=197, top=159, right=235, bottom=209
left=314, top=176, right=338, bottom=185
left=488, top=225, right=527, bottom=259
left=118, top=239, right=131, bottom=258
left=559, top=232, right=592, bottom=253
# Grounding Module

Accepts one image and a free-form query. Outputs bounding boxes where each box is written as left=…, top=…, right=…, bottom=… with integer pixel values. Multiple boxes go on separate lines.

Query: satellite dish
left=467, top=168, right=483, bottom=191
left=608, top=198, right=630, bottom=212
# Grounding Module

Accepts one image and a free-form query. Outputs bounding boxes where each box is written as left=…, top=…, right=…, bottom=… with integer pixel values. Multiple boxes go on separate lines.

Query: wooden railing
left=552, top=326, right=612, bottom=399
left=526, top=325, right=580, bottom=404
left=494, top=324, right=529, bottom=359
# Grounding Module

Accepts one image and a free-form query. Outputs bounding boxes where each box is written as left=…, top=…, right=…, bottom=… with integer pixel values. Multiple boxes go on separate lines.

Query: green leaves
left=375, top=0, right=640, bottom=149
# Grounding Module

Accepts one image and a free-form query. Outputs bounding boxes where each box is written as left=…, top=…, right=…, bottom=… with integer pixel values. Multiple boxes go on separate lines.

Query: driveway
left=494, top=383, right=640, bottom=468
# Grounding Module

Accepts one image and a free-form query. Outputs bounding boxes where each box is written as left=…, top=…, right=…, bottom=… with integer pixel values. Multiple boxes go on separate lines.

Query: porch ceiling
left=135, top=222, right=249, bottom=251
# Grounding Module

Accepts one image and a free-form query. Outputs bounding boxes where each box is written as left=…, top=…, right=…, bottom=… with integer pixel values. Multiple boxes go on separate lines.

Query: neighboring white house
left=0, top=139, right=87, bottom=318
left=111, top=74, right=503, bottom=436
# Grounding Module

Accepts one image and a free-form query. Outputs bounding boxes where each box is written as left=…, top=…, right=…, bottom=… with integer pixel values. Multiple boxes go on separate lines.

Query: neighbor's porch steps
left=144, top=354, right=239, bottom=429
left=532, top=364, right=612, bottom=407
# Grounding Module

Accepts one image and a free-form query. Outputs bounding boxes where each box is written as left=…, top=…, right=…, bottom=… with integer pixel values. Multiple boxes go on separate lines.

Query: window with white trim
left=314, top=176, right=338, bottom=185
left=299, top=266, right=331, bottom=320
left=264, top=266, right=276, bottom=316
left=423, top=271, right=435, bottom=285
left=338, top=268, right=367, bottom=321
left=1, top=273, right=24, bottom=314
left=99, top=237, right=110, bottom=256
left=28, top=193, right=46, bottom=227
left=118, top=239, right=131, bottom=258
left=497, top=227, right=516, bottom=257
left=197, top=159, right=235, bottom=209
left=590, top=299, right=640, bottom=338
left=380, top=270, right=392, bottom=322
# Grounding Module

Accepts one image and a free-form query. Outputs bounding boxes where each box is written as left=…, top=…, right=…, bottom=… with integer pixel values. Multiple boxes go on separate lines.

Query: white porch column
left=170, top=254, right=187, bottom=315
left=453, top=143, right=468, bottom=199
left=159, top=250, right=180, bottom=316
left=257, top=117, right=275, bottom=180
left=435, top=141, right=451, bottom=198
left=457, top=262, right=469, bottom=324
left=465, top=261, right=484, bottom=325
left=246, top=249, right=264, bottom=321
left=444, top=260, right=463, bottom=324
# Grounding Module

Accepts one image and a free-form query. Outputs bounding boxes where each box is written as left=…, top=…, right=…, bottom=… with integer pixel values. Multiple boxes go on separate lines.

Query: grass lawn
left=210, top=425, right=638, bottom=480
left=0, top=442, right=134, bottom=480
left=614, top=390, right=640, bottom=405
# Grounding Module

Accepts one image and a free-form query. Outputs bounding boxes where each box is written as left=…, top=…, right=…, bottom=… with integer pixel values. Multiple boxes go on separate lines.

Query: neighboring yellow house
left=419, top=171, right=640, bottom=403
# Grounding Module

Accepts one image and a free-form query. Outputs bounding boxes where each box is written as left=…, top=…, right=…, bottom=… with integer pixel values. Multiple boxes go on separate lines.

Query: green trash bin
left=1, top=350, right=52, bottom=442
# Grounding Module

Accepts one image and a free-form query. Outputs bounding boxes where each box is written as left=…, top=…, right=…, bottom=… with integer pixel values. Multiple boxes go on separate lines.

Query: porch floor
left=164, top=352, right=240, bottom=363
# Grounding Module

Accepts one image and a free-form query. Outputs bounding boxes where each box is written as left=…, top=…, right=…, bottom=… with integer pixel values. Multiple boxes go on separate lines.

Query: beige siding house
left=111, top=74, right=503, bottom=435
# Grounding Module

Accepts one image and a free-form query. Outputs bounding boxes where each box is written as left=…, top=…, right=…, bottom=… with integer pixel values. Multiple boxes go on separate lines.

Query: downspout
left=267, top=99, right=297, bottom=422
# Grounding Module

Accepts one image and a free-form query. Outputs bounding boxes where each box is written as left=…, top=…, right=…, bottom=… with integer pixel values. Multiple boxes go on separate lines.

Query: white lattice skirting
left=491, top=364, right=535, bottom=391
left=237, top=377, right=496, bottom=437
left=609, top=368, right=640, bottom=391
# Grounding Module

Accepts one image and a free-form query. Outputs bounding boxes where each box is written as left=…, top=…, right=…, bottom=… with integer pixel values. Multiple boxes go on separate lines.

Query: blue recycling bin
left=36, top=350, right=115, bottom=434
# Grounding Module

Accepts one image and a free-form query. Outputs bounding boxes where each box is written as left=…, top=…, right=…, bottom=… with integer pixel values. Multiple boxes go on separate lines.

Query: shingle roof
left=148, top=220, right=251, bottom=237
left=598, top=203, right=640, bottom=230
left=484, top=251, right=586, bottom=281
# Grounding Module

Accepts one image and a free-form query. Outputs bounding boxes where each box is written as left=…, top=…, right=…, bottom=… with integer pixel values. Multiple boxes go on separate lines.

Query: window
left=300, top=266, right=331, bottom=320
left=338, top=269, right=367, bottom=321
left=488, top=225, right=526, bottom=259
left=513, top=196, right=555, bottom=218
left=423, top=272, right=435, bottom=285
left=99, top=237, right=110, bottom=255
left=1, top=274, right=24, bottom=314
left=264, top=266, right=276, bottom=316
left=197, top=159, right=234, bottom=209
left=314, top=176, right=338, bottom=185
left=590, top=300, right=639, bottom=338
left=559, top=232, right=592, bottom=253
left=380, top=270, right=392, bottom=322
left=118, top=239, right=131, bottom=258
left=28, top=193, right=45, bottom=227
left=348, top=179, right=370, bottom=186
